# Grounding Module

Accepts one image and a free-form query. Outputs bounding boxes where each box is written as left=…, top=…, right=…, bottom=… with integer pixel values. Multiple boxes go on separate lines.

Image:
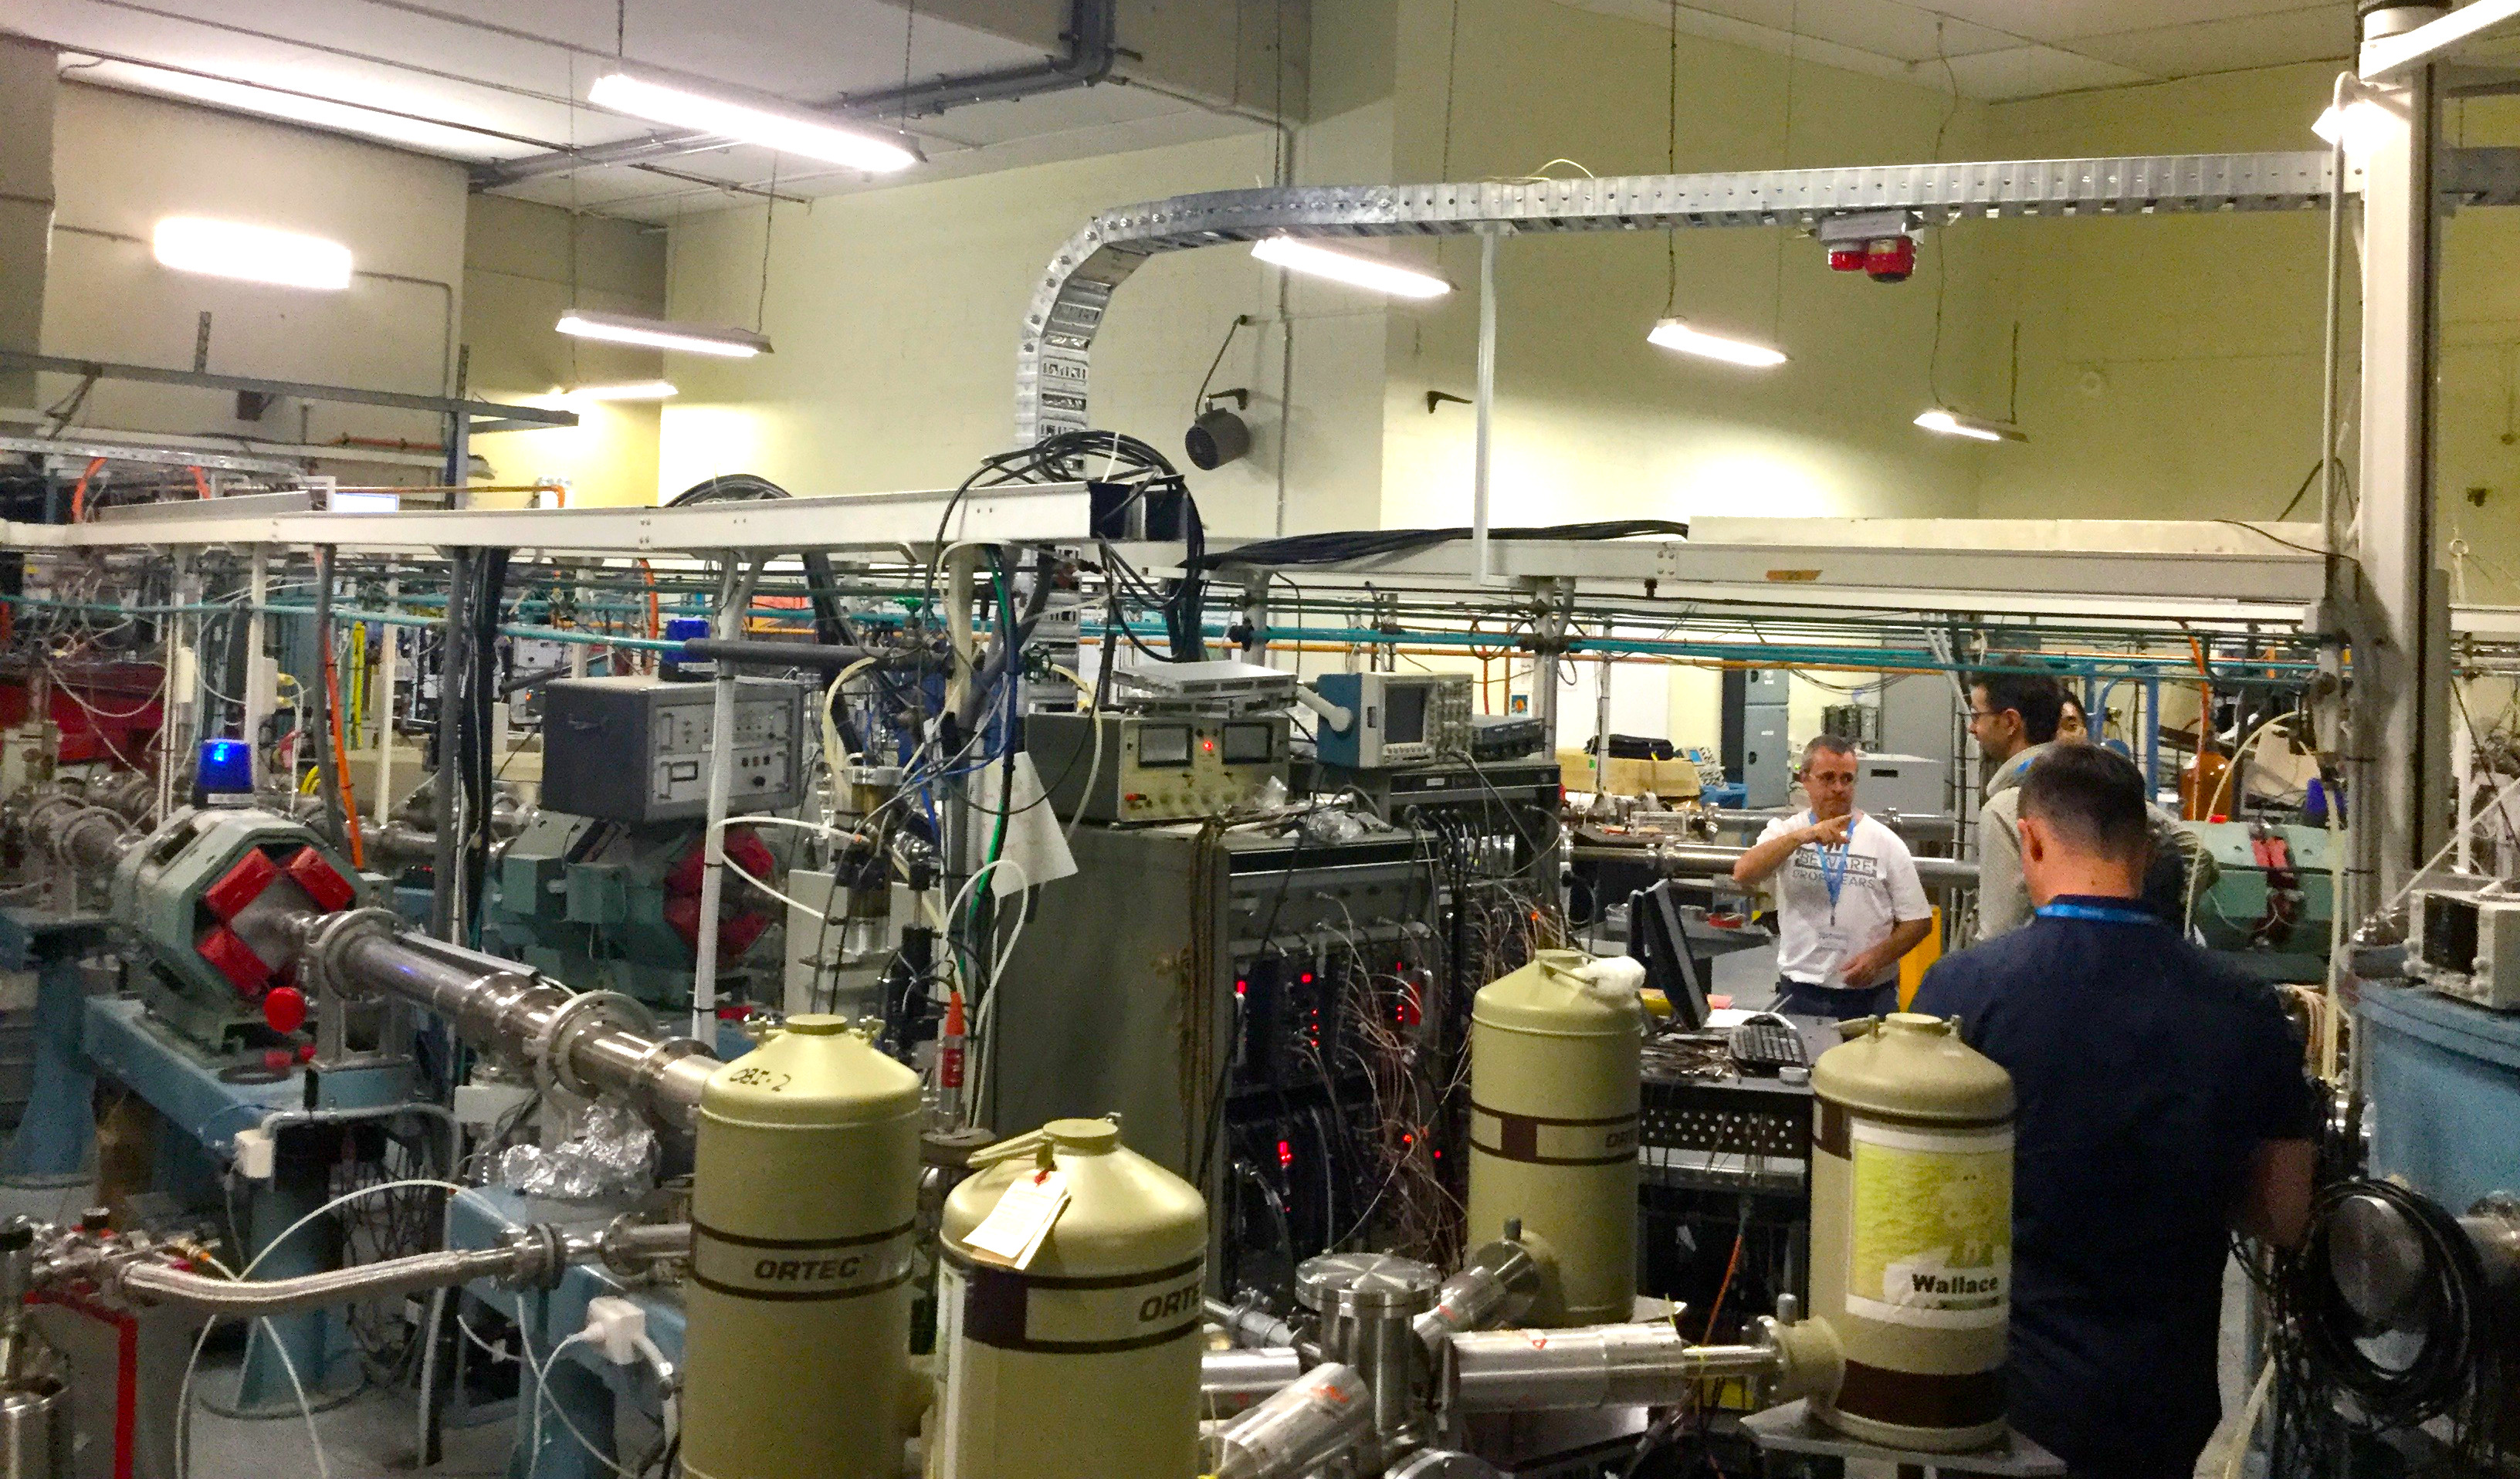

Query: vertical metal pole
left=431, top=553, right=468, bottom=943
left=374, top=577, right=398, bottom=820
left=159, top=551, right=192, bottom=821
left=2352, top=19, right=2450, bottom=905
left=242, top=547, right=269, bottom=754
left=692, top=555, right=765, bottom=1042
left=1472, top=229, right=1502, bottom=587
left=2143, top=675, right=2162, bottom=798
left=1238, top=577, right=1269, bottom=664
left=1594, top=627, right=1614, bottom=767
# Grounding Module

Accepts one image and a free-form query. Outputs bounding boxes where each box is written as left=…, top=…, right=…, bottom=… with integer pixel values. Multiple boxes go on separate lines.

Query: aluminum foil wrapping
left=496, top=1100, right=656, bottom=1201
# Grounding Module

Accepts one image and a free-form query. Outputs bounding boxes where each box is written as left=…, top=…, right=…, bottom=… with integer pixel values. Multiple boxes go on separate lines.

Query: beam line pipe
left=332, top=930, right=718, bottom=1129
left=118, top=1245, right=520, bottom=1318
left=1448, top=1325, right=1776, bottom=1413
left=1567, top=842, right=1979, bottom=891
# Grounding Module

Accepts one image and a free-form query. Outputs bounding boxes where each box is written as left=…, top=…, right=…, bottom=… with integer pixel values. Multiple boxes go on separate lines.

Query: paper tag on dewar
left=960, top=1169, right=1070, bottom=1269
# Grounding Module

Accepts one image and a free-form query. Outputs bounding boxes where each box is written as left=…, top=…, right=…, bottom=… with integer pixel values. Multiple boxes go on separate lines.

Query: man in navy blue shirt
left=1911, top=746, right=2316, bottom=1478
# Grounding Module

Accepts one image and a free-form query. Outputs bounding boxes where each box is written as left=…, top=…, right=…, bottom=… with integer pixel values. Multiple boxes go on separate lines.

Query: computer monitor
left=1628, top=882, right=1712, bottom=1031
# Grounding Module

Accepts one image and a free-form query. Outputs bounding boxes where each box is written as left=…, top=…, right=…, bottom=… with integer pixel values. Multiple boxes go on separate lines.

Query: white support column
left=2352, top=6, right=2453, bottom=904
left=691, top=555, right=764, bottom=1042
left=161, top=551, right=198, bottom=821
left=1472, top=228, right=1502, bottom=588
left=373, top=576, right=398, bottom=821
left=242, top=547, right=269, bottom=764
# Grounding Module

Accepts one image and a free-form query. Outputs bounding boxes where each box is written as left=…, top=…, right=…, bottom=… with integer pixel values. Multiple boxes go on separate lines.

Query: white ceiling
left=1561, top=0, right=2358, bottom=102
left=0, top=0, right=2361, bottom=224
left=0, top=0, right=1266, bottom=220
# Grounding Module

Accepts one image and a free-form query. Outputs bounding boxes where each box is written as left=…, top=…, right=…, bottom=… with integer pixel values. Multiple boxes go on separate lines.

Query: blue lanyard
left=2035, top=902, right=2159, bottom=926
left=1808, top=811, right=1852, bottom=919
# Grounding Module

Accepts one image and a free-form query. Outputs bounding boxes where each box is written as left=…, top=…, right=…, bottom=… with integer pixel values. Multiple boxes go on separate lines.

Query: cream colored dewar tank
left=1808, top=1013, right=2015, bottom=1453
left=932, top=1118, right=1207, bottom=1479
left=682, top=1016, right=923, bottom=1479
left=1465, top=949, right=1644, bottom=1327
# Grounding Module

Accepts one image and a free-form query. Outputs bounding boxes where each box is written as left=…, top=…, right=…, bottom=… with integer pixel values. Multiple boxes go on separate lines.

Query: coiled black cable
left=2291, top=1176, right=2491, bottom=1431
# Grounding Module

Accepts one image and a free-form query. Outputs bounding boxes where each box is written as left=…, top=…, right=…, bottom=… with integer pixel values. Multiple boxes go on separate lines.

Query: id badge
left=1814, top=927, right=1852, bottom=980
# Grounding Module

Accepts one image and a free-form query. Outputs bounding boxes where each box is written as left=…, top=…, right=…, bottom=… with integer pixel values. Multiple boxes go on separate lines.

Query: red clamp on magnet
left=197, top=925, right=273, bottom=996
left=283, top=848, right=355, bottom=912
left=262, top=986, right=308, bottom=1034
left=201, top=849, right=280, bottom=922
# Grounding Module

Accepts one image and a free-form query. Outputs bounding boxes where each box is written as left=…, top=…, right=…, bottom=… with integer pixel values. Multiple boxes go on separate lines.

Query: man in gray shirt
left=1975, top=668, right=2201, bottom=941
left=1970, top=668, right=2065, bottom=941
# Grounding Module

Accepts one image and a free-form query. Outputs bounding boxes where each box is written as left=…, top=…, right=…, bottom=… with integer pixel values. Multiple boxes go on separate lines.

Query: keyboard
left=1728, top=1017, right=1809, bottom=1075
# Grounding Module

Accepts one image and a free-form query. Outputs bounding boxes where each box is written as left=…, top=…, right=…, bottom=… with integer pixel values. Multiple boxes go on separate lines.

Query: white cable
left=944, top=857, right=1031, bottom=935
left=2220, top=1359, right=2274, bottom=1479
left=821, top=656, right=878, bottom=800
left=2390, top=769, right=2520, bottom=912
left=255, top=1317, right=330, bottom=1479
left=519, top=1325, right=638, bottom=1479
left=176, top=1179, right=495, bottom=1479
left=632, top=1332, right=679, bottom=1469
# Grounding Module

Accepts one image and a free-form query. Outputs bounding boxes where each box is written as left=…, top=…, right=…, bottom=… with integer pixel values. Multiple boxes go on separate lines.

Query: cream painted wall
left=1974, top=66, right=2520, bottom=604
left=40, top=84, right=467, bottom=458
left=1374, top=0, right=1997, bottom=534
left=656, top=0, right=1995, bottom=535
left=462, top=195, right=669, bottom=507
left=655, top=0, right=1401, bottom=530
left=661, top=131, right=1270, bottom=527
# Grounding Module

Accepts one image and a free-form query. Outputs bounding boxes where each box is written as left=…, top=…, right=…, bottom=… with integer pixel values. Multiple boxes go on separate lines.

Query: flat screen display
left=1221, top=722, right=1275, bottom=763
left=1136, top=723, right=1192, bottom=767
left=1385, top=682, right=1430, bottom=746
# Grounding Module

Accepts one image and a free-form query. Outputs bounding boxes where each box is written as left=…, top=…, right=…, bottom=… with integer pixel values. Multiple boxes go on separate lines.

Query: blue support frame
left=445, top=1190, right=683, bottom=1479
left=81, top=996, right=422, bottom=1410
left=0, top=907, right=110, bottom=1183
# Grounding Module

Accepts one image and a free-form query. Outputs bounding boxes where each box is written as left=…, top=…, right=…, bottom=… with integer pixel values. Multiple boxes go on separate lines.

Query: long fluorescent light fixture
left=1251, top=237, right=1451, bottom=299
left=1915, top=408, right=2027, bottom=444
left=555, top=310, right=772, bottom=358
left=588, top=70, right=918, bottom=172
left=554, top=380, right=679, bottom=401
left=1648, top=317, right=1788, bottom=368
left=153, top=216, right=351, bottom=290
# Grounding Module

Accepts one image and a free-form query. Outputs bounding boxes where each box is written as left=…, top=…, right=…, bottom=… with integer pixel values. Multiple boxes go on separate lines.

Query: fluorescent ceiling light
left=555, top=310, right=772, bottom=359
left=588, top=71, right=918, bottom=173
left=554, top=380, right=679, bottom=402
left=2312, top=100, right=2390, bottom=159
left=1915, top=408, right=2027, bottom=444
left=1648, top=317, right=1788, bottom=368
left=1251, top=237, right=1451, bottom=299
left=80, top=58, right=507, bottom=161
left=152, top=216, right=351, bottom=290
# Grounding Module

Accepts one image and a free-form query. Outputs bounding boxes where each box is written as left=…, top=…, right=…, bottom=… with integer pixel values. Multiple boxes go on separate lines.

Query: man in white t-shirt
left=1729, top=735, right=1936, bottom=1020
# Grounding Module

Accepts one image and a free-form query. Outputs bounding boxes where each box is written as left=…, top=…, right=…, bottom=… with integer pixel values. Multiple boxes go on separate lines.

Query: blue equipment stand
left=2359, top=981, right=2520, bottom=1210
left=445, top=1189, right=683, bottom=1479
left=83, top=995, right=418, bottom=1411
left=0, top=905, right=110, bottom=1183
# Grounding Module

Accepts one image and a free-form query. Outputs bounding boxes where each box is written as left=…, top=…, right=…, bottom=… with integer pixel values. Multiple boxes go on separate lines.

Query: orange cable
left=322, top=632, right=366, bottom=868
left=1702, top=1226, right=1746, bottom=1344
left=68, top=458, right=105, bottom=522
